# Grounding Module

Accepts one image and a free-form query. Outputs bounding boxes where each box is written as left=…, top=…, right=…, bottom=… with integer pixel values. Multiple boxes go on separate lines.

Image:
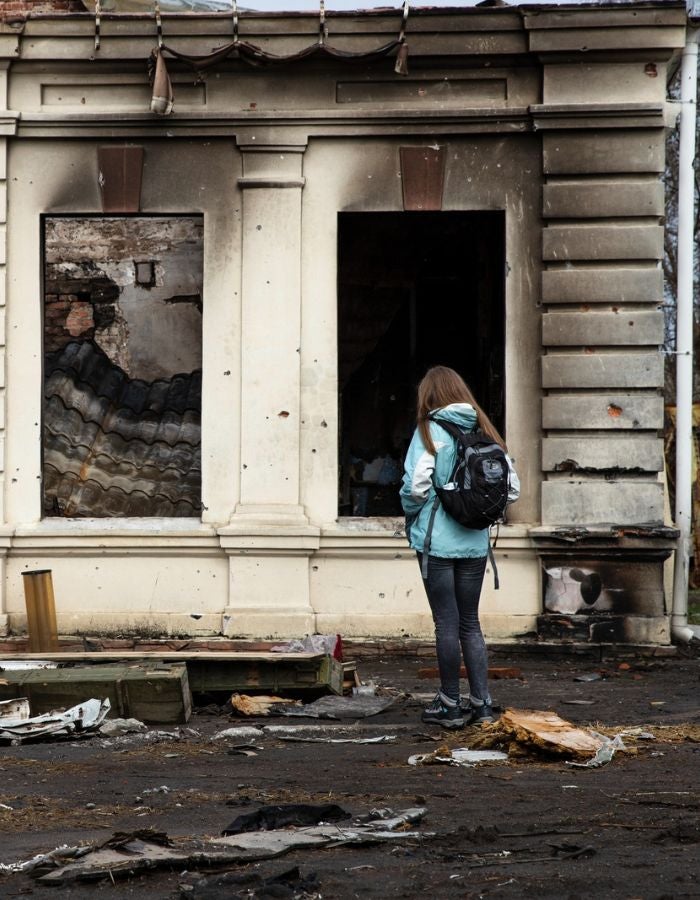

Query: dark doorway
left=337, top=211, right=505, bottom=517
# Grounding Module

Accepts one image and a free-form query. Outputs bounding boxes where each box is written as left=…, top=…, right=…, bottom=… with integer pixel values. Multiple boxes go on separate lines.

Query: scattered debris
left=0, top=660, right=58, bottom=671
left=99, top=717, right=148, bottom=736
left=230, top=694, right=300, bottom=717
left=270, top=634, right=343, bottom=659
left=0, top=698, right=110, bottom=744
left=0, top=698, right=30, bottom=721
left=566, top=735, right=626, bottom=768
left=25, top=809, right=431, bottom=885
left=222, top=803, right=351, bottom=835
left=211, top=726, right=265, bottom=741
left=470, top=709, right=607, bottom=761
left=352, top=683, right=377, bottom=696
left=409, top=747, right=509, bottom=767
left=278, top=734, right=396, bottom=744
left=272, top=694, right=395, bottom=719
left=573, top=673, right=603, bottom=683
left=179, top=864, right=320, bottom=899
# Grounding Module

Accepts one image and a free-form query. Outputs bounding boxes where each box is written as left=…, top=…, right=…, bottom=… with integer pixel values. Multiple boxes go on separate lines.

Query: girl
left=400, top=366, right=519, bottom=729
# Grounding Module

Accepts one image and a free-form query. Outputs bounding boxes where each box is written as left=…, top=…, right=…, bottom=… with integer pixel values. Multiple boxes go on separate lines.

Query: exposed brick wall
left=44, top=275, right=115, bottom=355
left=1, top=0, right=86, bottom=20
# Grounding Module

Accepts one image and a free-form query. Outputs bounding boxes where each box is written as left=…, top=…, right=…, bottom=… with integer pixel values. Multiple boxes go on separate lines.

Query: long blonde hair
left=417, top=366, right=505, bottom=455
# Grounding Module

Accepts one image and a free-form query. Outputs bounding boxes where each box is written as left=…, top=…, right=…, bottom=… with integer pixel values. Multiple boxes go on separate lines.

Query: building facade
left=0, top=1, right=687, bottom=642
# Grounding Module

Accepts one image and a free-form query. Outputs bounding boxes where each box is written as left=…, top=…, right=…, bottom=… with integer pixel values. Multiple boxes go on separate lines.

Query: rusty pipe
left=21, top=569, right=58, bottom=653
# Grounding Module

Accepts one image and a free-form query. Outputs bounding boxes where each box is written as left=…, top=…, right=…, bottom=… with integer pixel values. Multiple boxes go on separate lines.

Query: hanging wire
left=155, top=0, right=163, bottom=49
left=319, top=0, right=327, bottom=47
left=232, top=0, right=239, bottom=42
left=394, top=0, right=410, bottom=75
left=94, top=0, right=101, bottom=52
left=399, top=0, right=410, bottom=44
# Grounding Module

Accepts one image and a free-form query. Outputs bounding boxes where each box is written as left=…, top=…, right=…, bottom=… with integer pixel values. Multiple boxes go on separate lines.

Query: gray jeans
left=417, top=553, right=490, bottom=704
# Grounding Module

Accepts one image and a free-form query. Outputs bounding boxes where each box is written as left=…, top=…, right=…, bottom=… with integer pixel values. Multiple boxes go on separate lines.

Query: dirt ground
left=1, top=649, right=699, bottom=899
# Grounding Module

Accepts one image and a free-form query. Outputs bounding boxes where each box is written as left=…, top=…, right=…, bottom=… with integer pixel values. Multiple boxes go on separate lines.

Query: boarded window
left=42, top=216, right=203, bottom=518
left=338, top=211, right=505, bottom=517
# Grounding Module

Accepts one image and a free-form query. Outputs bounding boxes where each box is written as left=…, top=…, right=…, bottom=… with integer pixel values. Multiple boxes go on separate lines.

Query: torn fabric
left=149, top=48, right=174, bottom=115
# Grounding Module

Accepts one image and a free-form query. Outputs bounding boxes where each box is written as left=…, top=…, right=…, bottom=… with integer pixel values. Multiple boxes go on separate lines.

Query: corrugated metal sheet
left=43, top=341, right=201, bottom=518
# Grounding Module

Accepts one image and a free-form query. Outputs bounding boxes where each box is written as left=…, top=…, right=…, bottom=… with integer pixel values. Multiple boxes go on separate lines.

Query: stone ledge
left=0, top=634, right=678, bottom=660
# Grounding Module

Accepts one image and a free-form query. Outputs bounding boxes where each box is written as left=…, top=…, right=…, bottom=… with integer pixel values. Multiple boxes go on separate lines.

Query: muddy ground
left=1, top=650, right=699, bottom=899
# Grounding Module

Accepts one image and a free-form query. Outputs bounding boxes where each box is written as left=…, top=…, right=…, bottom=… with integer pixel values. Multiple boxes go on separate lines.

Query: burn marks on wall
left=43, top=216, right=203, bottom=518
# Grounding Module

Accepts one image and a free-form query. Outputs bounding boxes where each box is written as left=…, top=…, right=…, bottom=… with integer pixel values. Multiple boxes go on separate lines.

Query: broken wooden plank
left=473, top=708, right=605, bottom=758
left=0, top=663, right=191, bottom=725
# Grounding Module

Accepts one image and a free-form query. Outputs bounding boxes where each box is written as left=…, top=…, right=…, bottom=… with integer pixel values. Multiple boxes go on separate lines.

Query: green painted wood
left=186, top=655, right=344, bottom=695
left=0, top=663, right=191, bottom=724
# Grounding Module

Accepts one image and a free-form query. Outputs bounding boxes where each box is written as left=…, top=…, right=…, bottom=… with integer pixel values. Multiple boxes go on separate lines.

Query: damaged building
left=0, top=0, right=693, bottom=643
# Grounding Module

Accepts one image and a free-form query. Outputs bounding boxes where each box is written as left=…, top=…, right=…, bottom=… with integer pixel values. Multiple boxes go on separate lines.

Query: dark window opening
left=338, top=211, right=505, bottom=518
left=42, top=215, right=203, bottom=518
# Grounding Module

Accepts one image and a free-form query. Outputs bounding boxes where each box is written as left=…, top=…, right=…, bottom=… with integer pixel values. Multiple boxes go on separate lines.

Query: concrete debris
left=99, top=717, right=148, bottom=736
left=470, top=708, right=607, bottom=760
left=211, top=726, right=265, bottom=741
left=0, top=698, right=110, bottom=744
left=27, top=809, right=431, bottom=885
left=408, top=747, right=509, bottom=767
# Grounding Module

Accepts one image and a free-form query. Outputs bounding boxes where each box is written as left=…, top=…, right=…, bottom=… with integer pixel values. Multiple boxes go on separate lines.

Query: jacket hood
left=430, top=402, right=477, bottom=431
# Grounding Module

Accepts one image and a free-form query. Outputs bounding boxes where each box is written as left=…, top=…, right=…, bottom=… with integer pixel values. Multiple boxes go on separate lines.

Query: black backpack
left=420, top=417, right=511, bottom=587
left=430, top=418, right=510, bottom=530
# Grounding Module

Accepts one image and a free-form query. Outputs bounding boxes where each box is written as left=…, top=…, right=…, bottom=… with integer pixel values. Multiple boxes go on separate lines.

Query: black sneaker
left=421, top=692, right=464, bottom=729
left=463, top=700, right=498, bottom=726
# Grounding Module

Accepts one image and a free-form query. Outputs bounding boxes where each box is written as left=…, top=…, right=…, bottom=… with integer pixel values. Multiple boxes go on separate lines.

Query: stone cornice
left=15, top=107, right=533, bottom=139
left=531, top=102, right=667, bottom=130
left=0, top=111, right=19, bottom=136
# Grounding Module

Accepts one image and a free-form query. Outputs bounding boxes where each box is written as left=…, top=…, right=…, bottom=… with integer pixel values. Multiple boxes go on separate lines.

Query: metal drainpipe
left=672, top=26, right=699, bottom=643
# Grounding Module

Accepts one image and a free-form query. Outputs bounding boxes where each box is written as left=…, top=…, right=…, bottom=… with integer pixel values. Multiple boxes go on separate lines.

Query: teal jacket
left=400, top=403, right=519, bottom=559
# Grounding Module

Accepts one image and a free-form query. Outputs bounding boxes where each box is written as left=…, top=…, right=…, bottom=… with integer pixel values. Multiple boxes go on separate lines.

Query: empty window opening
left=338, top=211, right=505, bottom=518
left=42, top=216, right=203, bottom=518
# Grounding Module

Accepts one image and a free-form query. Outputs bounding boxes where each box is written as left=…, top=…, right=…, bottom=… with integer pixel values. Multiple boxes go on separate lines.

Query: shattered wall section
left=44, top=217, right=203, bottom=380
left=43, top=217, right=203, bottom=518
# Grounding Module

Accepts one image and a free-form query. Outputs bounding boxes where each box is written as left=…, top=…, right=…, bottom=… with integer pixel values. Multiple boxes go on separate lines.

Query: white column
left=234, top=147, right=308, bottom=521
left=218, top=144, right=318, bottom=637
left=0, top=61, right=17, bottom=634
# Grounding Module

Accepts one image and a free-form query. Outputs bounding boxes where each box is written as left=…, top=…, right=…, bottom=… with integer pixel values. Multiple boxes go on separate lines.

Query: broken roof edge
left=9, top=0, right=690, bottom=18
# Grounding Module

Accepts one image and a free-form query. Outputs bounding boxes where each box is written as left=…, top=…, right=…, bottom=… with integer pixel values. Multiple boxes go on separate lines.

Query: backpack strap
left=421, top=495, right=440, bottom=579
